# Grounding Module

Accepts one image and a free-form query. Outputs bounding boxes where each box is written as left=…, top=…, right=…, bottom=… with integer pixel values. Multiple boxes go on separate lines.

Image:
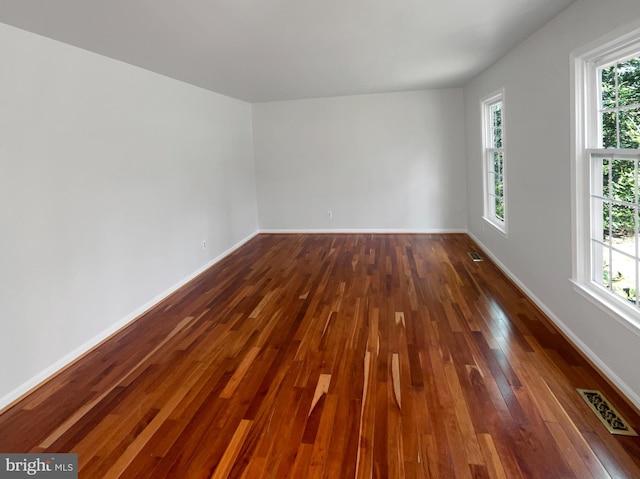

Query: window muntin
left=482, top=92, right=506, bottom=233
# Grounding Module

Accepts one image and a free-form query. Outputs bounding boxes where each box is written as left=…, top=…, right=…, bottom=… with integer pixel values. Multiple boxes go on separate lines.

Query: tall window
left=482, top=91, right=507, bottom=234
left=573, top=27, right=640, bottom=328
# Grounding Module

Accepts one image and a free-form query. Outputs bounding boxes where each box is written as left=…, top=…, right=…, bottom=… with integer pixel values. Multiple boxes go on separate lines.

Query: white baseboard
left=468, top=232, right=640, bottom=411
left=0, top=231, right=259, bottom=412
left=259, top=228, right=468, bottom=234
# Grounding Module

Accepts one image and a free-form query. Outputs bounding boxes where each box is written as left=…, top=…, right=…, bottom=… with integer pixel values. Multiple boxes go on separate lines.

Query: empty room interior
left=4, top=0, right=640, bottom=477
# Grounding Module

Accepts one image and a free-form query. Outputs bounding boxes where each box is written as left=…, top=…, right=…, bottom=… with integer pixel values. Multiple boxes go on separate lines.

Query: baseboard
left=259, top=228, right=468, bottom=234
left=468, top=232, right=640, bottom=411
left=0, top=230, right=259, bottom=413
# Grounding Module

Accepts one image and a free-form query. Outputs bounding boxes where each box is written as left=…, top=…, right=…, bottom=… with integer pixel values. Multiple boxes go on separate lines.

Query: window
left=573, top=25, right=640, bottom=330
left=482, top=90, right=507, bottom=234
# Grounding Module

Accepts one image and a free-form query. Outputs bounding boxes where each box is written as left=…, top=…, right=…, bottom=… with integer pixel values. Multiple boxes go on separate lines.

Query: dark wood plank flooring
left=1, top=234, right=640, bottom=478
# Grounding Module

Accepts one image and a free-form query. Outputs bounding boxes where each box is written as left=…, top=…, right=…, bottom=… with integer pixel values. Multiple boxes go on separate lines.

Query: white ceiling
left=0, top=0, right=575, bottom=103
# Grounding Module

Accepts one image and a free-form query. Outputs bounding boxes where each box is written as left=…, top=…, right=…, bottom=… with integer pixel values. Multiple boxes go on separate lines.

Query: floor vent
left=468, top=252, right=483, bottom=262
left=577, top=389, right=638, bottom=436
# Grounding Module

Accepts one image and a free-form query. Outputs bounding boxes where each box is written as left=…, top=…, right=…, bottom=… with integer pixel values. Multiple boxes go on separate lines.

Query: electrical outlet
left=202, top=240, right=207, bottom=249
left=327, top=211, right=333, bottom=219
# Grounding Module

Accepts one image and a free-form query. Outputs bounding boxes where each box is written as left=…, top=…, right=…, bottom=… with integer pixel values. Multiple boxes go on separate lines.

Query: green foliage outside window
left=491, top=104, right=504, bottom=221
left=602, top=160, right=636, bottom=237
left=601, top=58, right=640, bottom=238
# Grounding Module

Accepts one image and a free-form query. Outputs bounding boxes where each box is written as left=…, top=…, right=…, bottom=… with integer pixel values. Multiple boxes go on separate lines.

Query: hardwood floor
left=2, top=233, right=640, bottom=478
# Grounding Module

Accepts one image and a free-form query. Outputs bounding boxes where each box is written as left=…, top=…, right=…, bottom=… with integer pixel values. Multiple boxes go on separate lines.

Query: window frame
left=481, top=89, right=508, bottom=235
left=571, top=21, right=640, bottom=336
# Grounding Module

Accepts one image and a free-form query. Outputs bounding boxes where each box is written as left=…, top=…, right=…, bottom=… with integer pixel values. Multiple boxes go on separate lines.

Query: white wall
left=0, top=23, right=258, bottom=407
left=253, top=90, right=467, bottom=232
left=464, top=0, right=640, bottom=406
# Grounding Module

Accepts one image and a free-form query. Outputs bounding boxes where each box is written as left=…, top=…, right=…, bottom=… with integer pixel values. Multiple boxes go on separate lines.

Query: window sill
left=482, top=216, right=508, bottom=237
left=571, top=279, right=640, bottom=339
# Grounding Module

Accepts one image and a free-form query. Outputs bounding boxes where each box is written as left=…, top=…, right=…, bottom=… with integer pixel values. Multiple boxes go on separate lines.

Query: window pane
left=601, top=65, right=616, bottom=109
left=619, top=108, right=640, bottom=149
left=595, top=198, right=611, bottom=241
left=596, top=243, right=611, bottom=287
left=491, top=103, right=502, bottom=148
left=608, top=157, right=637, bottom=203
left=493, top=151, right=503, bottom=175
left=495, top=197, right=504, bottom=220
left=611, top=203, right=636, bottom=238
left=602, top=111, right=618, bottom=148
left=492, top=103, right=502, bottom=128
left=493, top=127, right=502, bottom=148
left=611, top=248, right=637, bottom=303
left=495, top=174, right=504, bottom=198
left=614, top=226, right=637, bottom=258
left=617, top=57, right=640, bottom=107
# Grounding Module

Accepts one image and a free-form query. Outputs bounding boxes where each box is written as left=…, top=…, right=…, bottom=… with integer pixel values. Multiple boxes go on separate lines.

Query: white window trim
left=481, top=89, right=508, bottom=236
left=571, top=20, right=640, bottom=338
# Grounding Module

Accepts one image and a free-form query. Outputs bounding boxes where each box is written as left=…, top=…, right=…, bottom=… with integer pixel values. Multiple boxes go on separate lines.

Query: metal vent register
left=577, top=389, right=638, bottom=436
left=468, top=252, right=483, bottom=262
